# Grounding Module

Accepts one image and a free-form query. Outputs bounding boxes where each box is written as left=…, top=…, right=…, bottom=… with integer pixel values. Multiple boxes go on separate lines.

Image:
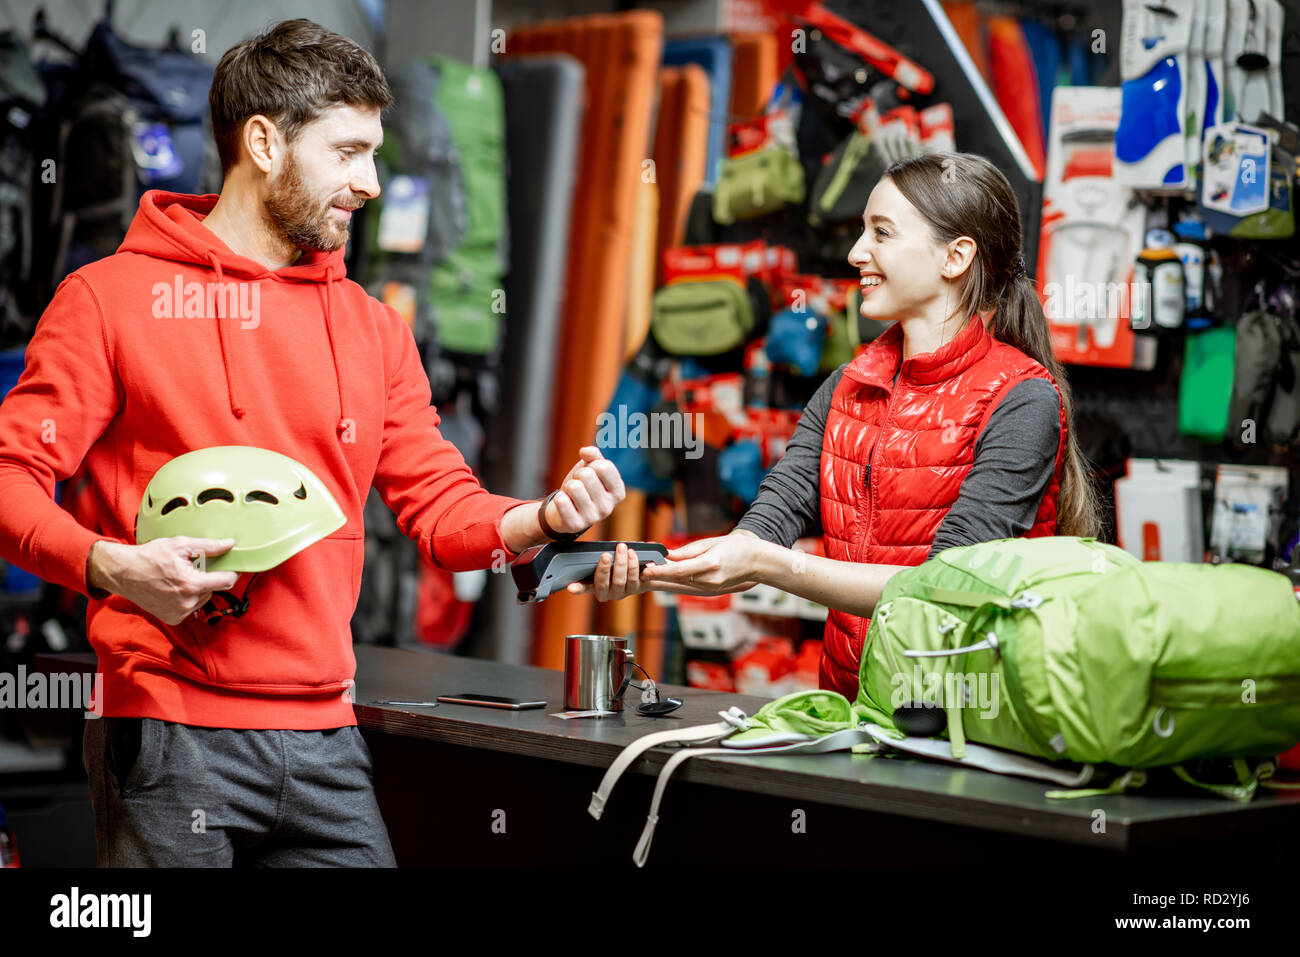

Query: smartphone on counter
left=435, top=693, right=546, bottom=710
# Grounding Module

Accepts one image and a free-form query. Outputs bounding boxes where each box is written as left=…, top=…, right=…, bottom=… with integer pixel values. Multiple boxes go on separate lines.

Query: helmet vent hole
left=161, top=496, right=187, bottom=515
left=245, top=490, right=279, bottom=505
left=197, top=488, right=235, bottom=505
left=293, top=483, right=307, bottom=500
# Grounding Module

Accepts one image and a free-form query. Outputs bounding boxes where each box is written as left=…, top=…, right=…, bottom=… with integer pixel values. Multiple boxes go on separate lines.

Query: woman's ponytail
left=993, top=273, right=1101, bottom=539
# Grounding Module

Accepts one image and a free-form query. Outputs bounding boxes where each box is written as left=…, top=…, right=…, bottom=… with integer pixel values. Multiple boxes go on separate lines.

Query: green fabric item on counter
left=726, top=689, right=860, bottom=744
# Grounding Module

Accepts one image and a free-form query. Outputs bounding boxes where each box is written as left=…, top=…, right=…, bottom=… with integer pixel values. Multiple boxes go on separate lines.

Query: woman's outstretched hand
left=568, top=531, right=767, bottom=601
left=641, top=533, right=761, bottom=593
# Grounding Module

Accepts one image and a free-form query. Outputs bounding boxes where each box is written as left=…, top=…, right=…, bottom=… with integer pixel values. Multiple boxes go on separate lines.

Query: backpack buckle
left=718, top=707, right=750, bottom=731
left=1009, top=592, right=1043, bottom=610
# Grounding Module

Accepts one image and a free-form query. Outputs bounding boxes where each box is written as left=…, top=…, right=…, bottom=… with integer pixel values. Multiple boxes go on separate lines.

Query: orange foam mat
left=596, top=172, right=658, bottom=639
left=652, top=64, right=710, bottom=283
left=508, top=11, right=664, bottom=670
left=728, top=32, right=778, bottom=119
left=625, top=175, right=658, bottom=361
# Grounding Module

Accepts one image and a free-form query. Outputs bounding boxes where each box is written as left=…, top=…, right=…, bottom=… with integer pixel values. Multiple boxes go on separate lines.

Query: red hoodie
left=0, top=191, right=528, bottom=729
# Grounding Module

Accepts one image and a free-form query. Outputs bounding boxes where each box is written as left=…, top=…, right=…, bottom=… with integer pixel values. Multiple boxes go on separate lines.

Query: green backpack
left=369, top=55, right=507, bottom=358
left=856, top=536, right=1300, bottom=772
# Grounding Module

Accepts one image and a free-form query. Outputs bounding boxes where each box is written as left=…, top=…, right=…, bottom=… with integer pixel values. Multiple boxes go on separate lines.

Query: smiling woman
left=582, top=151, right=1100, bottom=699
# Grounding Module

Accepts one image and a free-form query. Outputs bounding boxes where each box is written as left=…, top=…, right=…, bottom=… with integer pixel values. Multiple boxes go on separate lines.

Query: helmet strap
left=203, top=574, right=260, bottom=626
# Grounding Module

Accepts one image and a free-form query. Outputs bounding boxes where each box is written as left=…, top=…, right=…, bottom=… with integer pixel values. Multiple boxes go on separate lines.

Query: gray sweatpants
left=83, top=716, right=396, bottom=867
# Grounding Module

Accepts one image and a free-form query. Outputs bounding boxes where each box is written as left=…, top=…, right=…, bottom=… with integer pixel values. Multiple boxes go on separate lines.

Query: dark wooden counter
left=351, top=646, right=1300, bottom=866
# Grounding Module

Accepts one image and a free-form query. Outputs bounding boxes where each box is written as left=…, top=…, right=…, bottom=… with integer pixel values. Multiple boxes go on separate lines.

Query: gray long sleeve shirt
left=735, top=364, right=1062, bottom=560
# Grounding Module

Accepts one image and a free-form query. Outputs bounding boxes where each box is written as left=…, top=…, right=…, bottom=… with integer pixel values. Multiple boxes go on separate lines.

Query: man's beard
left=264, top=152, right=359, bottom=253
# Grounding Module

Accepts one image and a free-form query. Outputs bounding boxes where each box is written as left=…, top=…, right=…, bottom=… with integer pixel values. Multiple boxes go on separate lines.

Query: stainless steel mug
left=564, top=635, right=634, bottom=711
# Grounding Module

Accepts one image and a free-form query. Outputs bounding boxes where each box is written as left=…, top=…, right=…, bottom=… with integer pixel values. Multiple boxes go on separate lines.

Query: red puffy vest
left=817, top=315, right=1066, bottom=698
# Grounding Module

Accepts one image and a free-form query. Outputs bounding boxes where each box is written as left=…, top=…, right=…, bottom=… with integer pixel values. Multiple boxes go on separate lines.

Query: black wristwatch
left=537, top=490, right=587, bottom=543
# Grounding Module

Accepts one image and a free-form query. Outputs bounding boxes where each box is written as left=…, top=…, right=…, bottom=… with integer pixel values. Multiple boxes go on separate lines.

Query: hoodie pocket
left=186, top=532, right=363, bottom=694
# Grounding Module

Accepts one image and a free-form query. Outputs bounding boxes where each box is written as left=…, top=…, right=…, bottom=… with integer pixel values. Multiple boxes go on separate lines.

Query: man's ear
left=941, top=236, right=977, bottom=280
left=242, top=114, right=280, bottom=176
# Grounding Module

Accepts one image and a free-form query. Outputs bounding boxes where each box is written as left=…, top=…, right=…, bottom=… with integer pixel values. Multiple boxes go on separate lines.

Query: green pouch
left=1178, top=325, right=1236, bottom=441
left=650, top=278, right=754, bottom=355
left=712, top=146, right=805, bottom=225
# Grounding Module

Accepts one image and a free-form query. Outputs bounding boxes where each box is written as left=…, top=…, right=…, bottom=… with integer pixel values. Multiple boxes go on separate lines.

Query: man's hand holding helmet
left=88, top=537, right=240, bottom=625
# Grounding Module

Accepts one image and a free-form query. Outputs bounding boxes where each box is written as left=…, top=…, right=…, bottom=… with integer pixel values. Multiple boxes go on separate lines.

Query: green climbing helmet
left=135, top=446, right=346, bottom=572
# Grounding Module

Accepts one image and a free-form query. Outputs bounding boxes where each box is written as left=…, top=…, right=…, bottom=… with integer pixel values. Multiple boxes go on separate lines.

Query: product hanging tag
left=377, top=174, right=431, bottom=253
left=1201, top=123, right=1272, bottom=215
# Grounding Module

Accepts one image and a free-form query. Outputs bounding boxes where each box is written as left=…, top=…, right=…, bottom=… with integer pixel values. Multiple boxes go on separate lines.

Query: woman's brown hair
left=883, top=151, right=1101, bottom=538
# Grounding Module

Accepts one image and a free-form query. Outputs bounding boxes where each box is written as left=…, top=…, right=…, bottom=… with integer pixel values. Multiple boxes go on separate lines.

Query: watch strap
left=538, top=490, right=580, bottom=542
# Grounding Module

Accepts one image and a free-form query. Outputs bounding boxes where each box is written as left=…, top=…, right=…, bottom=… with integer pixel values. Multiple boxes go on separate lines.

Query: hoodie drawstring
left=207, top=252, right=246, bottom=419
left=204, top=252, right=347, bottom=431
left=319, top=268, right=348, bottom=434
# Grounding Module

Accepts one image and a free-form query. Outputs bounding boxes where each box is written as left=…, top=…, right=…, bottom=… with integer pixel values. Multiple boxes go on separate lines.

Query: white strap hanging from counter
left=587, top=707, right=751, bottom=820
left=631, top=727, right=885, bottom=867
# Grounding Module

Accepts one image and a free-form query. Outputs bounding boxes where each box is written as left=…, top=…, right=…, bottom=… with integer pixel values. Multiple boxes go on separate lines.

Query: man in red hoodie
left=0, top=20, right=625, bottom=866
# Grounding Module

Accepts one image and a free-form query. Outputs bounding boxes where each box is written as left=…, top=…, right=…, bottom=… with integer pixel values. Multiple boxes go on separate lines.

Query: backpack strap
left=631, top=727, right=883, bottom=867
left=596, top=711, right=1102, bottom=865
left=587, top=707, right=751, bottom=820
left=1258, top=759, right=1300, bottom=792
left=922, top=587, right=1046, bottom=611
left=946, top=695, right=967, bottom=759
left=627, top=723, right=1097, bottom=865
left=1044, top=768, right=1147, bottom=800
left=1048, top=758, right=1300, bottom=803
left=1170, top=758, right=1273, bottom=803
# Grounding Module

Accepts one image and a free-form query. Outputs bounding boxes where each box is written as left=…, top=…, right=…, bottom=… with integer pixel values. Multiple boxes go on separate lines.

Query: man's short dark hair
left=209, top=18, right=393, bottom=173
